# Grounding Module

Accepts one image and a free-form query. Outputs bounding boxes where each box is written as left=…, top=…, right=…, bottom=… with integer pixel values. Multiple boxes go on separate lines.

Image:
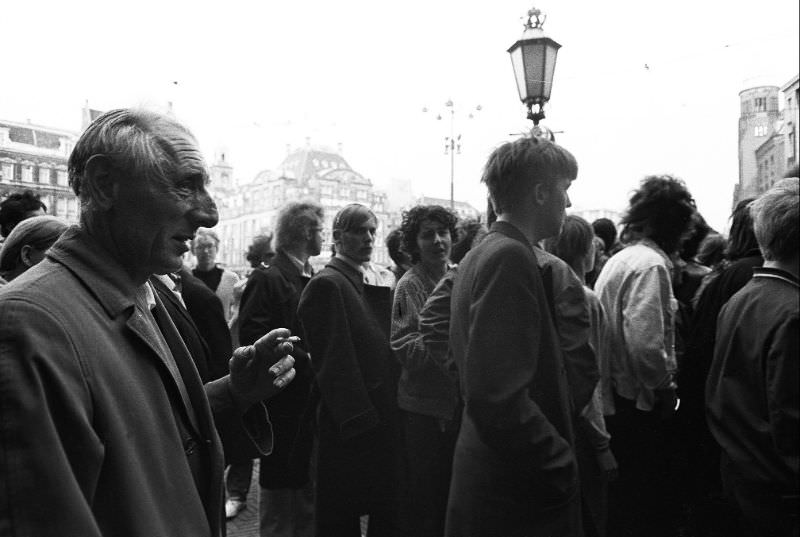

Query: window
left=57, top=170, right=68, bottom=186
left=754, top=125, right=768, bottom=137
left=14, top=163, right=22, bottom=182
left=0, top=163, right=13, bottom=183
left=754, top=97, right=767, bottom=112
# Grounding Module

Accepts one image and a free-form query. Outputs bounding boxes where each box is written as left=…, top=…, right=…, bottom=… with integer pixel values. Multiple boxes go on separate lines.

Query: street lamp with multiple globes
left=422, top=100, right=482, bottom=209
left=507, top=7, right=561, bottom=139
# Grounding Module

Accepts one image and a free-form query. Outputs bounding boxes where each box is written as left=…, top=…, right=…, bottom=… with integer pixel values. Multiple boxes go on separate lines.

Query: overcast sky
left=2, top=0, right=798, bottom=231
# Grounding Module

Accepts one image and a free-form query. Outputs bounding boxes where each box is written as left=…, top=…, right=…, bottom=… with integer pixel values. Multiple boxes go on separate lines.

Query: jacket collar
left=326, top=255, right=364, bottom=293
left=490, top=221, right=532, bottom=249
left=632, top=237, right=674, bottom=271
left=272, top=250, right=307, bottom=284
left=46, top=225, right=141, bottom=318
left=753, top=267, right=800, bottom=288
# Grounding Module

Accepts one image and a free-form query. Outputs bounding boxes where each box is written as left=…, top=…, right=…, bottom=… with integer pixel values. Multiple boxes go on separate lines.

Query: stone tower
left=736, top=86, right=781, bottom=205
left=210, top=150, right=235, bottom=190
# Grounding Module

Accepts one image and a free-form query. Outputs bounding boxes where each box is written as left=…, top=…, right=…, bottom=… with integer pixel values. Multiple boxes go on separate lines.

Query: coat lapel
left=126, top=297, right=203, bottom=437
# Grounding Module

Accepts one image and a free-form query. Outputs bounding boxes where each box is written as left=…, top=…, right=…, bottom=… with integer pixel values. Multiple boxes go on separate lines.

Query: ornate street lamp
left=507, top=7, right=561, bottom=127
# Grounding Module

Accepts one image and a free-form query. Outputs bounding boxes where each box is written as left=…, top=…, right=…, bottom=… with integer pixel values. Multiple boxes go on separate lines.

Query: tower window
left=754, top=97, right=767, bottom=112
left=754, top=125, right=768, bottom=137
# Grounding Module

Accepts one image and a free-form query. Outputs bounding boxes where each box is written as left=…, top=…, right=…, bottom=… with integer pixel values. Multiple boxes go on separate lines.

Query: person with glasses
left=237, top=201, right=324, bottom=535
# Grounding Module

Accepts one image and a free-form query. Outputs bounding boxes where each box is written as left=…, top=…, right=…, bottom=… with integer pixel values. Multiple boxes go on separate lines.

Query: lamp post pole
left=447, top=101, right=456, bottom=210
left=424, top=100, right=480, bottom=210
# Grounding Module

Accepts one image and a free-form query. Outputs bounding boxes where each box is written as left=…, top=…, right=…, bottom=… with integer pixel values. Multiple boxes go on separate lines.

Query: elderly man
left=706, top=176, right=799, bottom=537
left=446, top=136, right=581, bottom=537
left=0, top=109, right=295, bottom=537
left=192, top=227, right=240, bottom=322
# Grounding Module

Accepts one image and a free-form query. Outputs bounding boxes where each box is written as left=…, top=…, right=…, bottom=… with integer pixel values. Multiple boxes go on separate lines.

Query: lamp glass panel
left=522, top=41, right=546, bottom=101
left=543, top=45, right=559, bottom=100
left=509, top=45, right=527, bottom=102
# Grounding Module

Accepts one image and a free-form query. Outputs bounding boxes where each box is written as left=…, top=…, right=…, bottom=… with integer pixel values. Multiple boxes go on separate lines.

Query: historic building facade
left=212, top=147, right=392, bottom=273
left=0, top=119, right=80, bottom=224
left=734, top=74, right=799, bottom=207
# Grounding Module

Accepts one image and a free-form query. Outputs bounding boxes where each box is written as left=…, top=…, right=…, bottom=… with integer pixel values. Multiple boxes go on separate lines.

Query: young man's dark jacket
left=238, top=250, right=314, bottom=489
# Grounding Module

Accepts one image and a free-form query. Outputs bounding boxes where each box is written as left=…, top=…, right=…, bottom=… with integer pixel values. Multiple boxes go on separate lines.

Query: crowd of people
left=0, top=108, right=797, bottom=537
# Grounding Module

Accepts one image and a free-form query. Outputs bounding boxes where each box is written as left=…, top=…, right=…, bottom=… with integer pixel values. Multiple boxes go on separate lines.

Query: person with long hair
left=594, top=174, right=695, bottom=537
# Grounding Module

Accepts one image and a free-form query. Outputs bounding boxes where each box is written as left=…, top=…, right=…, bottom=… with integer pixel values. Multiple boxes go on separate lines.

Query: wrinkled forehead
left=168, top=133, right=207, bottom=178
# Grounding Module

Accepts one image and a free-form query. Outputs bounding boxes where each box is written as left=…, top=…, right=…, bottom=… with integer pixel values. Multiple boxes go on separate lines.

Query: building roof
left=0, top=119, right=78, bottom=139
left=273, top=147, right=371, bottom=186
left=781, top=74, right=799, bottom=92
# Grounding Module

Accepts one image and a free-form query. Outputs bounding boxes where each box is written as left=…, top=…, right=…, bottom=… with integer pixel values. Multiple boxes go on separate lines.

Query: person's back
left=446, top=135, right=581, bottom=537
left=706, top=177, right=799, bottom=537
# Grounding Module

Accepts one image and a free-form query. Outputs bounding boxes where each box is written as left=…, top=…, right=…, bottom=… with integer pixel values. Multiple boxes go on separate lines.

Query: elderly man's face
left=110, top=134, right=218, bottom=280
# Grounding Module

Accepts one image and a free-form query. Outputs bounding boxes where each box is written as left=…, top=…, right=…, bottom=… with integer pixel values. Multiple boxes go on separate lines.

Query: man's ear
left=20, top=245, right=36, bottom=267
left=332, top=229, right=342, bottom=243
left=83, top=155, right=118, bottom=211
left=533, top=182, right=550, bottom=207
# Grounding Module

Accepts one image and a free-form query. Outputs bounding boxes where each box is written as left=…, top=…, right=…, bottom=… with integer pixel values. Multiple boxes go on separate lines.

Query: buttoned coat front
left=0, top=227, right=269, bottom=537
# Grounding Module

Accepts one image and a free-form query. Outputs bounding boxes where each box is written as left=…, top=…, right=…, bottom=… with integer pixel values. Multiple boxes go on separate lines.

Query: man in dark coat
left=239, top=201, right=324, bottom=536
left=298, top=203, right=398, bottom=537
left=706, top=177, right=799, bottom=537
left=446, top=136, right=582, bottom=537
left=0, top=109, right=296, bottom=537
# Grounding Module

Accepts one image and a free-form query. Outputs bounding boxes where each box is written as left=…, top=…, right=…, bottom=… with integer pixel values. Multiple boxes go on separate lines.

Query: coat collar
left=272, top=250, right=307, bottom=285
left=490, top=221, right=533, bottom=249
left=326, top=256, right=364, bottom=293
left=46, top=225, right=141, bottom=318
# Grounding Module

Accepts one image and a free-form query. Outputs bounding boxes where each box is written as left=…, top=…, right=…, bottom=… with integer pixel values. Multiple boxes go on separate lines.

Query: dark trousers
left=316, top=508, right=394, bottom=537
left=606, top=395, right=678, bottom=537
left=401, top=411, right=458, bottom=537
left=226, top=459, right=254, bottom=501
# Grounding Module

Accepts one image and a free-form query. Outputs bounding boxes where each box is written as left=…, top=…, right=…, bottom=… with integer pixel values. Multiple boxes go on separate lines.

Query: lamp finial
left=524, top=7, right=546, bottom=30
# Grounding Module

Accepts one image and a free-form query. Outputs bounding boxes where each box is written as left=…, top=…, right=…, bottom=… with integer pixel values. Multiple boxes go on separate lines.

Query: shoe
left=225, top=498, right=246, bottom=519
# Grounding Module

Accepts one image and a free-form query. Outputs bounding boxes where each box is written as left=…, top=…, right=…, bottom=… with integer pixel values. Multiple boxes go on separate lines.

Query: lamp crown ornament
left=524, top=8, right=546, bottom=30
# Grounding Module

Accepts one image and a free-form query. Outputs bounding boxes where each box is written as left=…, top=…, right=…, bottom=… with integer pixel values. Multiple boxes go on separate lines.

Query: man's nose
left=565, top=193, right=572, bottom=209
left=191, top=191, right=219, bottom=228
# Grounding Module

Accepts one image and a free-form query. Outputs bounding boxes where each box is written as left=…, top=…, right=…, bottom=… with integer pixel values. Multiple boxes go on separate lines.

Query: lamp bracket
left=526, top=102, right=546, bottom=126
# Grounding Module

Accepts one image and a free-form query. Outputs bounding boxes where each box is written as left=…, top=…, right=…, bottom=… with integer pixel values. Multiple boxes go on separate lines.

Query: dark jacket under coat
left=238, top=250, right=315, bottom=489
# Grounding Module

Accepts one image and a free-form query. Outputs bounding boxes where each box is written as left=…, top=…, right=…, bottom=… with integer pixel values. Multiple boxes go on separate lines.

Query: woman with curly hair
left=390, top=204, right=459, bottom=537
